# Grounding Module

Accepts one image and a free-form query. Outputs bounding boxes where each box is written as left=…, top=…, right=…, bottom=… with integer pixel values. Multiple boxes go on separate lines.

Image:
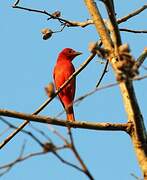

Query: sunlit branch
left=117, top=5, right=147, bottom=24
left=12, top=2, right=93, bottom=28
left=12, top=1, right=147, bottom=30
left=133, top=48, right=147, bottom=70
left=0, top=109, right=131, bottom=132
left=102, top=0, right=122, bottom=47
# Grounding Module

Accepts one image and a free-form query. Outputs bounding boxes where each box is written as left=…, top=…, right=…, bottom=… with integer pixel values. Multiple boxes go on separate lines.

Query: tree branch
left=102, top=0, right=122, bottom=47
left=68, top=129, right=94, bottom=180
left=84, top=0, right=113, bottom=50
left=96, top=60, right=109, bottom=87
left=0, top=150, right=46, bottom=177
left=53, top=152, right=84, bottom=173
left=0, top=117, right=44, bottom=147
left=133, top=48, right=147, bottom=70
left=84, top=1, right=147, bottom=178
left=0, top=109, right=131, bottom=132
left=120, top=28, right=147, bottom=33
left=12, top=3, right=93, bottom=28
left=117, top=5, right=147, bottom=24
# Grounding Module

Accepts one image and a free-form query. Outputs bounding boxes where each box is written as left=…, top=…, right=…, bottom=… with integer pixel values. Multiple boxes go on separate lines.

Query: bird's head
left=59, top=48, right=82, bottom=61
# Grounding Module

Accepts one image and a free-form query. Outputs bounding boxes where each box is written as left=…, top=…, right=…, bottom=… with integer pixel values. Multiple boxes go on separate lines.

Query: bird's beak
left=74, top=51, right=82, bottom=56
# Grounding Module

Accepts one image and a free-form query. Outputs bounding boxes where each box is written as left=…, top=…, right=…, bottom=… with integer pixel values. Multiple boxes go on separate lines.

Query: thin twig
left=96, top=60, right=109, bottom=87
left=12, top=1, right=147, bottom=30
left=68, top=129, right=94, bottom=180
left=0, top=117, right=43, bottom=147
left=53, top=151, right=84, bottom=173
left=12, top=3, right=93, bottom=28
left=131, top=173, right=143, bottom=180
left=117, top=5, right=147, bottom=24
left=0, top=139, right=66, bottom=177
left=13, top=0, right=20, bottom=6
left=0, top=151, right=45, bottom=177
left=133, top=48, right=147, bottom=70
left=29, top=123, right=52, bottom=142
left=119, top=28, right=147, bottom=33
left=48, top=125, right=69, bottom=144
left=53, top=24, right=66, bottom=33
left=12, top=5, right=71, bottom=25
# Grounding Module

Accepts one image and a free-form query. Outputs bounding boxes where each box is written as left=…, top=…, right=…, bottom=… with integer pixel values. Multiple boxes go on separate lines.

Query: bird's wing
left=53, top=63, right=75, bottom=100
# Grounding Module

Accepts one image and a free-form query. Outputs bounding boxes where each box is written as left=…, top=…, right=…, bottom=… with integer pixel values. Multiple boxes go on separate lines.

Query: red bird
left=53, top=48, right=82, bottom=121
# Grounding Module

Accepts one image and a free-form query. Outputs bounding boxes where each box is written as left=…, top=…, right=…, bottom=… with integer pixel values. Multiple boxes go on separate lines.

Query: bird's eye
left=68, top=50, right=72, bottom=53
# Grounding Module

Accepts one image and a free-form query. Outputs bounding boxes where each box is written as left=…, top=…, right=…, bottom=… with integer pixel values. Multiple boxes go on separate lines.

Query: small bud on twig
left=47, top=11, right=61, bottom=20
left=43, top=142, right=55, bottom=153
left=45, top=82, right=55, bottom=98
left=88, top=42, right=97, bottom=53
left=52, top=11, right=61, bottom=18
left=41, top=28, right=53, bottom=40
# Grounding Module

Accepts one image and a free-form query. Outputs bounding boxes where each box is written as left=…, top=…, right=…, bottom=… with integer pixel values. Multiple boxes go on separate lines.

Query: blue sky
left=0, top=1, right=147, bottom=180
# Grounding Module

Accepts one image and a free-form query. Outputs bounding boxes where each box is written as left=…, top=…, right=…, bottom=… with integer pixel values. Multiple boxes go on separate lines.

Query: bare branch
left=66, top=19, right=94, bottom=27
left=102, top=0, right=122, bottom=47
left=131, top=173, right=143, bottom=180
left=0, top=151, right=45, bottom=177
left=48, top=125, right=69, bottom=144
left=12, top=1, right=147, bottom=33
left=53, top=152, right=84, bottom=172
left=48, top=127, right=93, bottom=178
left=0, top=117, right=44, bottom=147
left=133, top=48, right=147, bottom=70
left=84, top=0, right=113, bottom=50
left=68, top=129, right=94, bottom=180
left=13, top=0, right=20, bottom=6
left=0, top=120, right=30, bottom=150
left=117, top=5, right=147, bottom=24
left=12, top=3, right=93, bottom=28
left=96, top=60, right=109, bottom=87
left=29, top=123, right=52, bottom=142
left=0, top=109, right=131, bottom=133
left=0, top=139, right=66, bottom=177
left=119, top=28, right=147, bottom=33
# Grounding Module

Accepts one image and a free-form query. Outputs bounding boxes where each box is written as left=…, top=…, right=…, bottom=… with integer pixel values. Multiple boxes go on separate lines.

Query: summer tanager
left=53, top=48, right=82, bottom=121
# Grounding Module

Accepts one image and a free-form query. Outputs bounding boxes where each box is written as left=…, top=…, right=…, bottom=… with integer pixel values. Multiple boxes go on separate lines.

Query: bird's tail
left=66, top=105, right=75, bottom=121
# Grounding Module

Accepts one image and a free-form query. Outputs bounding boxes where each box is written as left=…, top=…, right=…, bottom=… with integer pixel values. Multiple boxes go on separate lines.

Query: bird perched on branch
left=53, top=48, right=82, bottom=121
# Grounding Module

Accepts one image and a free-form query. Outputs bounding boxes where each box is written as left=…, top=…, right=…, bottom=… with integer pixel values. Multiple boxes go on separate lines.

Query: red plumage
left=53, top=48, right=82, bottom=121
